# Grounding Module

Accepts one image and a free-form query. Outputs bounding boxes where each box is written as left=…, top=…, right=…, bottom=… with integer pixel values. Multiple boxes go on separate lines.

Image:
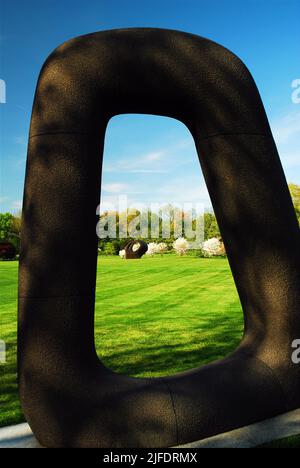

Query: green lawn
left=258, top=434, right=300, bottom=448
left=1, top=256, right=244, bottom=428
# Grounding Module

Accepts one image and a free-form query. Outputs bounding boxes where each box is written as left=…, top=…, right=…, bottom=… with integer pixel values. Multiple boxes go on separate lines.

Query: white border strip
left=0, top=423, right=41, bottom=448
left=177, top=408, right=300, bottom=448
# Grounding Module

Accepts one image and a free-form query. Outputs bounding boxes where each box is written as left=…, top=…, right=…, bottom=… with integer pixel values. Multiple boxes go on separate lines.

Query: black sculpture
left=18, top=28, right=300, bottom=448
left=0, top=241, right=16, bottom=260
left=125, top=240, right=148, bottom=259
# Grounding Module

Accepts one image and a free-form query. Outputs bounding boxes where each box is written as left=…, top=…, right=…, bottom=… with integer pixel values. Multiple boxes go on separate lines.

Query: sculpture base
left=1, top=409, right=299, bottom=448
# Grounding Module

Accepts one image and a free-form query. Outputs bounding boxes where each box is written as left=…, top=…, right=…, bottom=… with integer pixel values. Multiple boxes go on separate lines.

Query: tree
left=204, top=212, right=221, bottom=240
left=11, top=211, right=22, bottom=239
left=202, top=238, right=226, bottom=257
left=157, top=242, right=168, bottom=254
left=104, top=242, right=117, bottom=255
left=0, top=213, right=13, bottom=240
left=173, top=237, right=189, bottom=255
left=161, top=204, right=183, bottom=238
left=146, top=242, right=160, bottom=256
left=289, top=184, right=300, bottom=224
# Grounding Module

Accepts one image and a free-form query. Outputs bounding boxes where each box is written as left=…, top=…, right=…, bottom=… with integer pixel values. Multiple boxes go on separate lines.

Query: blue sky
left=0, top=0, right=299, bottom=213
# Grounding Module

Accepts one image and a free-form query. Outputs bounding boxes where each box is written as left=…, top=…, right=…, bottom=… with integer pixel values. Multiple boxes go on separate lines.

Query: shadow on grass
left=96, top=299, right=244, bottom=377
left=0, top=343, right=23, bottom=427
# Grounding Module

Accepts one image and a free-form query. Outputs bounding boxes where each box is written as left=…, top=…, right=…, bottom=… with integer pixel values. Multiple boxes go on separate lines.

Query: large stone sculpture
left=18, top=28, right=300, bottom=448
left=125, top=240, right=148, bottom=259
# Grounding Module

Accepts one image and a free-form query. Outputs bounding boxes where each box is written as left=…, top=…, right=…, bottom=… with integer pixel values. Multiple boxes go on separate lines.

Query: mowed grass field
left=0, top=255, right=244, bottom=428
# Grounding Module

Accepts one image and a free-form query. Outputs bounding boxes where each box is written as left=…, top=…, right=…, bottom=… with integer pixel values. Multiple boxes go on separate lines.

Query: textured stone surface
left=179, top=409, right=300, bottom=448
left=19, top=28, right=300, bottom=448
left=1, top=409, right=300, bottom=448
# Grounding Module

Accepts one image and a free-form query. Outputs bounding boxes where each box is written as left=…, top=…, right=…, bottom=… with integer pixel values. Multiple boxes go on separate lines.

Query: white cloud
left=11, top=200, right=22, bottom=210
left=0, top=196, right=8, bottom=204
left=144, top=151, right=166, bottom=161
left=102, top=183, right=129, bottom=193
left=103, top=138, right=195, bottom=174
left=157, top=178, right=211, bottom=205
left=103, top=154, right=166, bottom=173
left=271, top=111, right=300, bottom=145
left=104, top=166, right=167, bottom=174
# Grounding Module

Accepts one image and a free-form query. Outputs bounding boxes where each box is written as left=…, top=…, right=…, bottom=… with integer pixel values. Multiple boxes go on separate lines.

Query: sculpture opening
left=95, top=113, right=243, bottom=379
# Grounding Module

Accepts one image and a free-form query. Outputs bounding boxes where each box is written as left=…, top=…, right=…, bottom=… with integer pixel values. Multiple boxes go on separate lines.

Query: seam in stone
left=196, top=131, right=270, bottom=142
left=163, top=380, right=179, bottom=446
left=253, top=354, right=289, bottom=414
left=28, top=131, right=271, bottom=140
left=239, top=349, right=289, bottom=413
left=29, top=131, right=96, bottom=139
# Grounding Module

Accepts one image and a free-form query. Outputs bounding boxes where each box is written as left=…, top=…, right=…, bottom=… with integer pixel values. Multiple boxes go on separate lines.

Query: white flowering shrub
left=119, top=249, right=126, bottom=259
left=146, top=242, right=159, bottom=256
left=173, top=237, right=189, bottom=256
left=202, top=237, right=225, bottom=257
left=157, top=242, right=168, bottom=254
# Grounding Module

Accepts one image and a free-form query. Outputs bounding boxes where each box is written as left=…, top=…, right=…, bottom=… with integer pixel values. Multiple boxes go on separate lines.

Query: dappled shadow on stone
left=19, top=28, right=300, bottom=447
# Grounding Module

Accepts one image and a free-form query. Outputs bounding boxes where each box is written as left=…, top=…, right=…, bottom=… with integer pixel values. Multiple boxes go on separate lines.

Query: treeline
left=0, top=183, right=299, bottom=258
left=97, top=211, right=221, bottom=255
left=0, top=212, right=21, bottom=254
left=97, top=183, right=300, bottom=255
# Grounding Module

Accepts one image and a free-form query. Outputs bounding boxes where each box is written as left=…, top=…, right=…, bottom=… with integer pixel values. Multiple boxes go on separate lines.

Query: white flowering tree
left=146, top=242, right=160, bottom=256
left=173, top=237, right=189, bottom=256
left=202, top=237, right=225, bottom=257
left=157, top=242, right=168, bottom=254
